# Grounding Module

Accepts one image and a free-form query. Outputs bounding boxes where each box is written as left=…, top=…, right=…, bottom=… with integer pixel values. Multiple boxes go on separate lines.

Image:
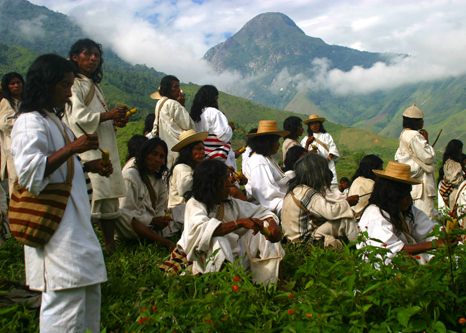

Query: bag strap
left=216, top=202, right=225, bottom=222
left=84, top=81, right=95, bottom=107
left=313, top=137, right=329, bottom=152
left=155, top=97, right=169, bottom=136
left=399, top=129, right=435, bottom=174
left=46, top=111, right=74, bottom=184
left=290, top=190, right=321, bottom=225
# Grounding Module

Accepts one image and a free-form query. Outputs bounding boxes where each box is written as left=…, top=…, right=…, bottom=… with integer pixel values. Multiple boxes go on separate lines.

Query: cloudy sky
left=28, top=0, right=466, bottom=95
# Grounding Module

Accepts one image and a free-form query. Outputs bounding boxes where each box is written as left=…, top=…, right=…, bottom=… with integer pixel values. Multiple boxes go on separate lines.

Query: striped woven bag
left=9, top=112, right=74, bottom=247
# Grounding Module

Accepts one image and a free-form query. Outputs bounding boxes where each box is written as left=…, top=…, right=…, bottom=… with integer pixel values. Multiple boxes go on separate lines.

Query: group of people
left=0, top=37, right=462, bottom=333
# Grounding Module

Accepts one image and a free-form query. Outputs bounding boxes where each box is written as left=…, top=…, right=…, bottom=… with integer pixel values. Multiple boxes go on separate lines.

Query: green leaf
left=431, top=321, right=447, bottom=333
left=397, top=306, right=422, bottom=327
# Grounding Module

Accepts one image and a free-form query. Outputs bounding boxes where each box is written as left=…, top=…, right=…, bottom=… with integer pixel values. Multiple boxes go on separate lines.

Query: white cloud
left=27, top=0, right=466, bottom=95
left=15, top=14, right=47, bottom=41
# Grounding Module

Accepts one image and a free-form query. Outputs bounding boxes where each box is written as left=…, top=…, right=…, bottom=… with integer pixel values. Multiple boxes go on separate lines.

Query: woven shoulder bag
left=9, top=112, right=74, bottom=247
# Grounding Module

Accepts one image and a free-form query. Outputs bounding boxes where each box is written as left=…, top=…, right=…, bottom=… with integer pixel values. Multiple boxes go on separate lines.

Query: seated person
left=115, top=138, right=176, bottom=251
left=338, top=177, right=350, bottom=194
left=282, top=145, right=307, bottom=178
left=177, top=159, right=284, bottom=284
left=281, top=154, right=359, bottom=249
left=121, top=134, right=148, bottom=172
left=357, top=161, right=448, bottom=264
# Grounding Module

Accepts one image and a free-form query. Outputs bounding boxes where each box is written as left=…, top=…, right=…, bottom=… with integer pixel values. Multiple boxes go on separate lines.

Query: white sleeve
left=410, top=135, right=435, bottom=165
left=410, top=206, right=437, bottom=243
left=208, top=109, right=232, bottom=142
left=119, top=175, right=152, bottom=226
left=326, top=133, right=339, bottom=158
left=170, top=102, right=194, bottom=131
left=249, top=163, right=286, bottom=214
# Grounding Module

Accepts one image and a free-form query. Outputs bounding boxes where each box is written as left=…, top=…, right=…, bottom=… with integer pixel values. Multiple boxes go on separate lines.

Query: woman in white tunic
left=11, top=54, right=109, bottom=333
left=300, top=114, right=340, bottom=189
left=348, top=154, right=383, bottom=220
left=168, top=130, right=208, bottom=209
left=282, top=154, right=359, bottom=249
left=190, top=85, right=233, bottom=162
left=178, top=159, right=284, bottom=284
left=115, top=138, right=176, bottom=251
left=356, top=162, right=447, bottom=265
left=438, top=139, right=464, bottom=210
left=0, top=72, right=23, bottom=195
left=282, top=116, right=304, bottom=165
left=395, top=104, right=436, bottom=219
left=243, top=120, right=290, bottom=216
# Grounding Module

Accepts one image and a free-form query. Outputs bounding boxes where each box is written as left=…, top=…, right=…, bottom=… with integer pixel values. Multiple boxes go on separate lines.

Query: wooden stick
left=359, top=192, right=372, bottom=198
left=432, top=129, right=443, bottom=148
left=75, top=123, right=105, bottom=154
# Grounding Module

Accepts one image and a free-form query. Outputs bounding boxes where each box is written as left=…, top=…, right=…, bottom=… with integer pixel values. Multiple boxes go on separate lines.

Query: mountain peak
left=239, top=12, right=306, bottom=37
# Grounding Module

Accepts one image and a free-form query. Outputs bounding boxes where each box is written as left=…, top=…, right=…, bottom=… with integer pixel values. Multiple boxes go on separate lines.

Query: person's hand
left=305, top=136, right=315, bottom=148
left=85, top=159, right=113, bottom=177
left=177, top=91, right=185, bottom=107
left=434, top=235, right=459, bottom=249
left=108, top=106, right=128, bottom=122
left=265, top=217, right=282, bottom=243
left=165, top=240, right=176, bottom=252
left=238, top=218, right=263, bottom=234
left=419, top=129, right=428, bottom=142
left=69, top=134, right=99, bottom=154
left=151, top=216, right=173, bottom=230
left=346, top=195, right=359, bottom=207
left=229, top=122, right=236, bottom=131
left=114, top=117, right=129, bottom=128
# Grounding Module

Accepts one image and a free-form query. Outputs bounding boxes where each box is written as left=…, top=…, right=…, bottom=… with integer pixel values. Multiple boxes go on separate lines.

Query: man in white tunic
left=395, top=104, right=436, bottom=219
left=11, top=54, right=109, bottom=333
left=178, top=159, right=284, bottom=284
left=150, top=75, right=194, bottom=168
left=64, top=39, right=128, bottom=252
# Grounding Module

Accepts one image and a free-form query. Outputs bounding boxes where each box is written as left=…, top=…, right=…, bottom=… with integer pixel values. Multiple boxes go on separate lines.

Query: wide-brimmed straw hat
left=402, top=103, right=424, bottom=119
left=246, top=120, right=290, bottom=138
left=171, top=129, right=208, bottom=152
left=373, top=161, right=421, bottom=185
left=303, top=114, right=326, bottom=124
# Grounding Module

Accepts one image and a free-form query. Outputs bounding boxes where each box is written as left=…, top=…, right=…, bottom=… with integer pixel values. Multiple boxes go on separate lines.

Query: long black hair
left=442, top=139, right=463, bottom=165
left=351, top=154, right=384, bottom=182
left=190, top=85, right=219, bottom=122
left=135, top=137, right=168, bottom=179
left=249, top=134, right=280, bottom=156
left=368, top=178, right=412, bottom=234
left=167, top=140, right=203, bottom=184
left=127, top=135, right=149, bottom=162
left=306, top=121, right=326, bottom=136
left=159, top=75, right=179, bottom=97
left=19, top=54, right=76, bottom=117
left=288, top=153, right=332, bottom=195
left=184, top=159, right=229, bottom=214
left=283, top=146, right=307, bottom=172
left=283, top=116, right=302, bottom=140
left=69, top=39, right=104, bottom=84
left=1, top=72, right=24, bottom=107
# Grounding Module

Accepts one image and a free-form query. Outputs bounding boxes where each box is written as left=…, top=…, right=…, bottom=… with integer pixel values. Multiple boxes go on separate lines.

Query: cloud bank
left=28, top=0, right=466, bottom=95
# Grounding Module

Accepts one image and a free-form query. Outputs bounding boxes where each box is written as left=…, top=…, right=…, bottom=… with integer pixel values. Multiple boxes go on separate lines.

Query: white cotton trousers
left=40, top=284, right=101, bottom=333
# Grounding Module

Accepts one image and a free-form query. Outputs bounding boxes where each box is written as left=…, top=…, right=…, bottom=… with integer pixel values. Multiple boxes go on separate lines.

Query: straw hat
left=402, top=103, right=424, bottom=119
left=303, top=114, right=326, bottom=124
left=373, top=161, right=421, bottom=185
left=246, top=120, right=290, bottom=137
left=171, top=130, right=208, bottom=152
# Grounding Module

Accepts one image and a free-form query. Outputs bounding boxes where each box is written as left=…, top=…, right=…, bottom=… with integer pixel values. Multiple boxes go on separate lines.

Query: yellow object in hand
left=102, top=150, right=110, bottom=166
left=126, top=108, right=137, bottom=117
left=446, top=218, right=459, bottom=233
left=261, top=226, right=271, bottom=237
left=238, top=146, right=246, bottom=153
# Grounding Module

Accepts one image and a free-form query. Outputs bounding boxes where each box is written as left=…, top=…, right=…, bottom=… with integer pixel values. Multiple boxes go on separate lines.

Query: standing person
left=11, top=54, right=109, bottom=333
left=64, top=39, right=128, bottom=252
left=0, top=72, right=24, bottom=195
left=150, top=75, right=194, bottom=168
left=300, top=114, right=340, bottom=189
left=438, top=139, right=465, bottom=210
left=190, top=85, right=233, bottom=163
left=282, top=116, right=304, bottom=164
left=395, top=103, right=436, bottom=219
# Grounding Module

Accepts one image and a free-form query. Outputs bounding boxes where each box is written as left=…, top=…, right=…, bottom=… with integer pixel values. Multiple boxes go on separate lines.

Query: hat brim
left=303, top=117, right=326, bottom=124
left=171, top=132, right=209, bottom=152
left=373, top=169, right=422, bottom=185
left=150, top=91, right=162, bottom=99
left=246, top=130, right=290, bottom=138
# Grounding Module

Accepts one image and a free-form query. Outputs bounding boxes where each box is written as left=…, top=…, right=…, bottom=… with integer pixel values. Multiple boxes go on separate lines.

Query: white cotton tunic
left=300, top=133, right=339, bottom=186
left=356, top=204, right=436, bottom=265
left=395, top=129, right=436, bottom=218
left=178, top=197, right=285, bottom=277
left=115, top=165, right=175, bottom=239
left=0, top=98, right=18, bottom=190
left=282, top=138, right=300, bottom=164
left=64, top=75, right=126, bottom=201
left=243, top=154, right=289, bottom=215
left=151, top=97, right=194, bottom=168
left=11, top=111, right=107, bottom=292
left=168, top=163, right=193, bottom=209
left=194, top=107, right=232, bottom=162
left=348, top=177, right=375, bottom=220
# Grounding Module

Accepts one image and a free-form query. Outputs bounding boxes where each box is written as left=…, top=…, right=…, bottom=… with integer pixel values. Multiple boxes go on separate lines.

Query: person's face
left=297, top=122, right=304, bottom=137
left=340, top=181, right=348, bottom=189
left=400, top=194, right=413, bottom=212
left=48, top=72, right=75, bottom=110
left=191, top=142, right=205, bottom=164
left=145, top=145, right=166, bottom=173
left=271, top=137, right=280, bottom=156
left=169, top=80, right=181, bottom=99
left=8, top=77, right=22, bottom=98
left=72, top=46, right=101, bottom=78
left=218, top=171, right=232, bottom=202
left=310, top=122, right=321, bottom=133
